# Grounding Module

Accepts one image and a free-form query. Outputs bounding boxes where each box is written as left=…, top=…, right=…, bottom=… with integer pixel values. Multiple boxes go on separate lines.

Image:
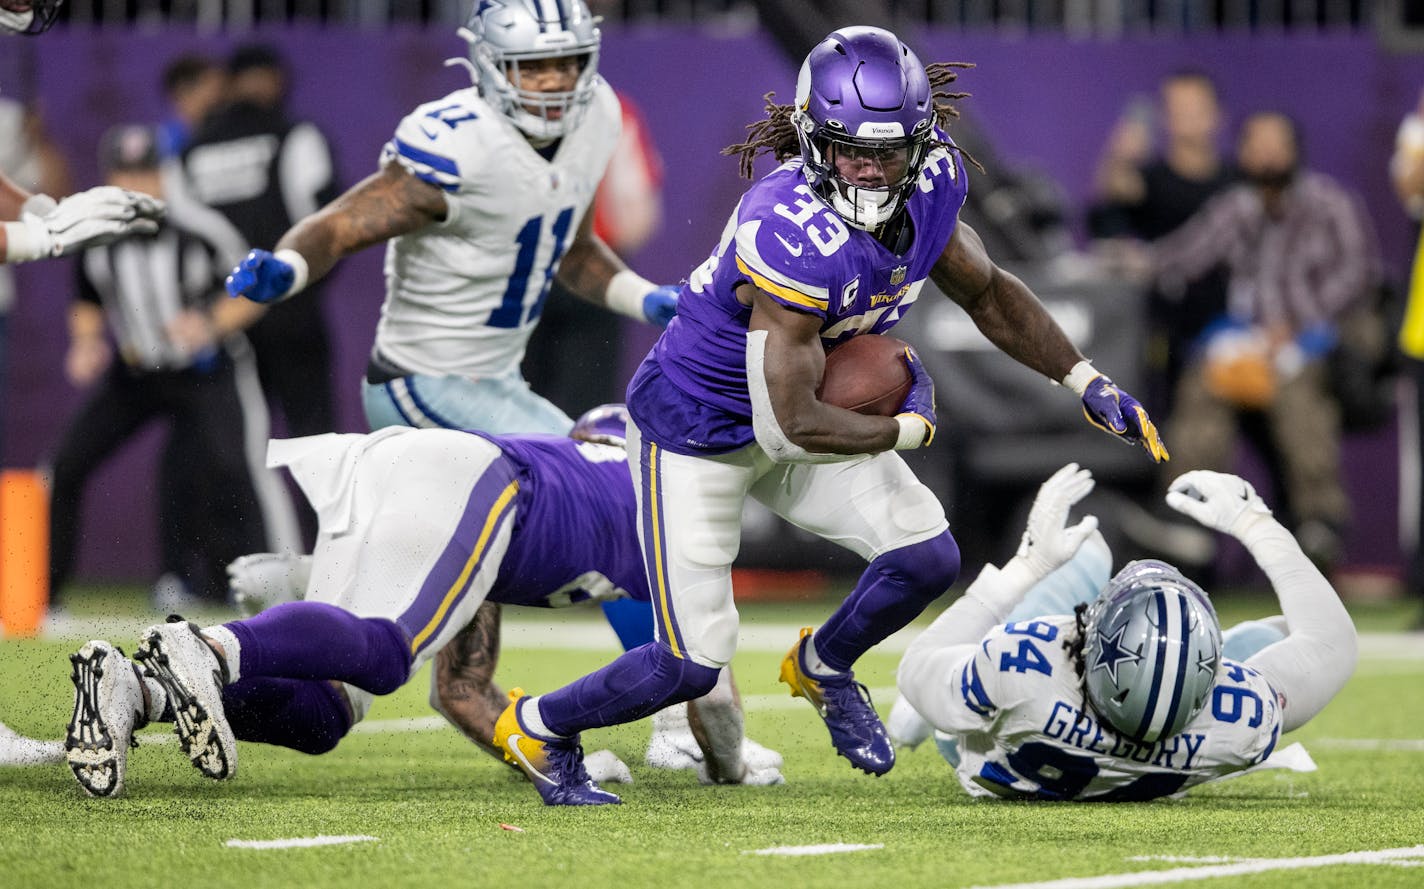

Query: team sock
left=536, top=642, right=720, bottom=738
left=221, top=677, right=353, bottom=755
left=220, top=601, right=413, bottom=694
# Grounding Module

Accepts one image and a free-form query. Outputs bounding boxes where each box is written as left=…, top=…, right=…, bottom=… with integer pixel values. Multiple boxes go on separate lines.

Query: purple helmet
left=570, top=403, right=630, bottom=447
left=792, top=27, right=936, bottom=231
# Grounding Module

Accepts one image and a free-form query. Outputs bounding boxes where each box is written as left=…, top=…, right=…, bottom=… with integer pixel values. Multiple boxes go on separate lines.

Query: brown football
left=817, top=334, right=914, bottom=417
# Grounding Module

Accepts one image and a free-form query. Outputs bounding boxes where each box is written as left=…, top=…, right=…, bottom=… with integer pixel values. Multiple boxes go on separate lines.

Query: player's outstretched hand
left=1166, top=470, right=1272, bottom=538
left=895, top=346, right=937, bottom=447
left=226, top=249, right=295, bottom=304
left=1013, top=462, right=1100, bottom=580
left=16, top=187, right=166, bottom=260
left=642, top=284, right=679, bottom=328
left=1080, top=373, right=1169, bottom=463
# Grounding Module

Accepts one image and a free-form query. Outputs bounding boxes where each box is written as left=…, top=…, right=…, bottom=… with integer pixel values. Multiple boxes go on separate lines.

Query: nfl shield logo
left=890, top=265, right=907, bottom=286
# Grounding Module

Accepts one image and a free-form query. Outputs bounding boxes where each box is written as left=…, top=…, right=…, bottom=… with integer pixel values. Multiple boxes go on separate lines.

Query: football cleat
left=779, top=627, right=895, bottom=776
left=493, top=689, right=621, bottom=806
left=65, top=641, right=146, bottom=797
left=135, top=616, right=236, bottom=781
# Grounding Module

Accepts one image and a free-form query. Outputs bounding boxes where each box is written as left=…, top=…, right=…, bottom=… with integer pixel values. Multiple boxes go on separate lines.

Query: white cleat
left=64, top=641, right=145, bottom=796
left=135, top=617, right=236, bottom=781
left=0, top=721, right=65, bottom=767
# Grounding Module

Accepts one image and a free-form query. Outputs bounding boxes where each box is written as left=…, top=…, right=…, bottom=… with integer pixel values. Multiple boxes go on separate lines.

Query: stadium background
left=0, top=1, right=1417, bottom=587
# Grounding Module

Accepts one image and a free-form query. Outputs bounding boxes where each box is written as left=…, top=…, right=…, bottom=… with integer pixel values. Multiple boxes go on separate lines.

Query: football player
left=893, top=464, right=1358, bottom=801
left=221, top=0, right=691, bottom=764
left=63, top=406, right=782, bottom=798
left=0, top=0, right=61, bottom=34
left=490, top=26, right=1166, bottom=805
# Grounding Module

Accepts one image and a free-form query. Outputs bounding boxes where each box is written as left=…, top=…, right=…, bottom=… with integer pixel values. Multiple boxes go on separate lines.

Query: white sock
left=803, top=633, right=840, bottom=678
left=520, top=695, right=566, bottom=740
left=202, top=625, right=242, bottom=683
left=139, top=673, right=168, bottom=724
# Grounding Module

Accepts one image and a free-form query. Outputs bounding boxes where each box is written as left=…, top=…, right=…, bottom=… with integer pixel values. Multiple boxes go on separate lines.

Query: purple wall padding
left=3, top=26, right=1414, bottom=580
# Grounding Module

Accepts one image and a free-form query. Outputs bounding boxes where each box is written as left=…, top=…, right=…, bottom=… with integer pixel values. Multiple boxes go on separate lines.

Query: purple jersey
left=473, top=433, right=650, bottom=609
left=628, top=137, right=969, bottom=455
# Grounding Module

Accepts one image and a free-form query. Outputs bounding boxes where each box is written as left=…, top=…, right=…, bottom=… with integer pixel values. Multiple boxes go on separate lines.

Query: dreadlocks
left=722, top=61, right=980, bottom=180
left=1064, top=601, right=1094, bottom=733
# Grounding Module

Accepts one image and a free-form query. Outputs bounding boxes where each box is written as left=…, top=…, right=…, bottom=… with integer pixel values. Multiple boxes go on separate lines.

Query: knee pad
left=878, top=530, right=961, bottom=603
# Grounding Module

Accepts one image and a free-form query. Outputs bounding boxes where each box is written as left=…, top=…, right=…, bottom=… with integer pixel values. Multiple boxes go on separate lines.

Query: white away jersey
left=375, top=82, right=621, bottom=378
left=934, top=616, right=1283, bottom=801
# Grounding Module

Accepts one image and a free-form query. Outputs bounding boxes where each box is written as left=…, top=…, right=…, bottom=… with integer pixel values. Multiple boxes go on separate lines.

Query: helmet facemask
left=455, top=0, right=602, bottom=142
left=795, top=114, right=932, bottom=231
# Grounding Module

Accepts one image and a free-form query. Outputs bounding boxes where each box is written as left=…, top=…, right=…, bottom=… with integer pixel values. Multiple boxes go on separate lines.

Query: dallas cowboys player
left=64, top=407, right=782, bottom=798
left=222, top=0, right=691, bottom=763
left=491, top=26, right=1167, bottom=806
left=0, top=0, right=61, bottom=34
left=895, top=465, right=1358, bottom=801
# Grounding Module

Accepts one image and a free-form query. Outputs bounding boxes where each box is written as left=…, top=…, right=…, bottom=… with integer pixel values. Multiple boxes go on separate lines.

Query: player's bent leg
left=1222, top=616, right=1289, bottom=662
left=221, top=677, right=353, bottom=755
left=135, top=617, right=238, bottom=781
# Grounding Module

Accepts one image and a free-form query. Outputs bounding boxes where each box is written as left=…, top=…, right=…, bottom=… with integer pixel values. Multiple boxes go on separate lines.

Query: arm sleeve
left=1238, top=515, right=1359, bottom=733
left=897, top=561, right=1040, bottom=733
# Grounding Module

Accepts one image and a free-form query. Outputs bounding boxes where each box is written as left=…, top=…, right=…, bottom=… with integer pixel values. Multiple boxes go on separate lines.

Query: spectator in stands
left=47, top=125, right=272, bottom=611
left=1390, top=89, right=1424, bottom=621
left=1089, top=70, right=1235, bottom=413
left=156, top=55, right=227, bottom=160
left=1146, top=111, right=1378, bottom=570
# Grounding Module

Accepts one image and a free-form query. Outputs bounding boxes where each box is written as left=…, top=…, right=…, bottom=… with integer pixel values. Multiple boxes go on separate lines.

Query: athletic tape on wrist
left=274, top=249, right=310, bottom=299
left=605, top=269, right=656, bottom=321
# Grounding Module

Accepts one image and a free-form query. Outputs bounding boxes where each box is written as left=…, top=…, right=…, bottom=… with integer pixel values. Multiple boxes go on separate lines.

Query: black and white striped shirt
left=76, top=222, right=227, bottom=372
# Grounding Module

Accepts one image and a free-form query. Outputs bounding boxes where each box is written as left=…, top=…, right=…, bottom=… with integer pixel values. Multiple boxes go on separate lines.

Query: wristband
left=605, top=269, right=657, bottom=320
left=1060, top=360, right=1099, bottom=395
left=893, top=414, right=928, bottom=450
left=3, top=218, right=52, bottom=263
left=274, top=249, right=310, bottom=299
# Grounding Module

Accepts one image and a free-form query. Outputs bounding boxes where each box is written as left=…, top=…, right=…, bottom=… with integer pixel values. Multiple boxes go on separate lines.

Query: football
left=817, top=334, right=914, bottom=416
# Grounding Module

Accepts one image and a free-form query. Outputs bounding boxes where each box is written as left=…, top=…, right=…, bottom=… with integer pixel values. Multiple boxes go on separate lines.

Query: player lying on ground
left=64, top=408, right=781, bottom=797
left=893, top=464, right=1357, bottom=801
left=489, top=26, right=1166, bottom=806
left=220, top=0, right=688, bottom=762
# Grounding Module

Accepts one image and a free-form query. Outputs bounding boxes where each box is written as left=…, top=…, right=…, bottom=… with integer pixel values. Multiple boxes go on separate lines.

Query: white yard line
left=963, top=845, right=1424, bottom=889
left=225, top=835, right=378, bottom=850
left=746, top=843, right=883, bottom=857
left=1313, top=738, right=1424, bottom=752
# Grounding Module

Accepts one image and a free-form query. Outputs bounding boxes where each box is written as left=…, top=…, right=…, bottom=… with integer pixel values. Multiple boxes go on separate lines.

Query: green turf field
left=1, top=589, right=1421, bottom=889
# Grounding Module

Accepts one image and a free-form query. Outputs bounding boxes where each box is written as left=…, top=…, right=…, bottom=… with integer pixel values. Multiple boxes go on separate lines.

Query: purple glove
left=1080, top=374, right=1169, bottom=463
left=226, top=249, right=295, bottom=304
left=896, top=346, right=937, bottom=446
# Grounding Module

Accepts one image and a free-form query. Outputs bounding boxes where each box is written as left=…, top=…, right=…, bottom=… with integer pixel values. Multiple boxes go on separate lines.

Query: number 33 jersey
left=935, top=616, right=1283, bottom=801
left=630, top=134, right=968, bottom=455
left=375, top=82, right=621, bottom=379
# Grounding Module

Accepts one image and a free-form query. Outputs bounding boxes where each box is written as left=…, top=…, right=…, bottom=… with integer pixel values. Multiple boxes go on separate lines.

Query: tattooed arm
left=275, top=161, right=447, bottom=286
left=931, top=221, right=1085, bottom=381
left=430, top=601, right=510, bottom=761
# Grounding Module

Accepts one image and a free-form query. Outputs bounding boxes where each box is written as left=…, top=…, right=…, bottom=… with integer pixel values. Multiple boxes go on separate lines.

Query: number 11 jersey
left=376, top=83, right=620, bottom=379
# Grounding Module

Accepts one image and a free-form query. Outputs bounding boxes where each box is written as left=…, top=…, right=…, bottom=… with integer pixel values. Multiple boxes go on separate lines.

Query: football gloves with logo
left=226, top=249, right=296, bottom=304
left=1012, top=462, right=1100, bottom=581
left=1165, top=470, right=1273, bottom=538
left=1080, top=373, right=1169, bottom=463
left=895, top=346, right=937, bottom=447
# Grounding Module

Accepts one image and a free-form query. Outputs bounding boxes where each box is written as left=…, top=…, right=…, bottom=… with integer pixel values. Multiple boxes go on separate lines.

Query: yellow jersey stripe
left=648, top=443, right=682, bottom=659
left=735, top=256, right=829, bottom=310
left=410, top=479, right=520, bottom=654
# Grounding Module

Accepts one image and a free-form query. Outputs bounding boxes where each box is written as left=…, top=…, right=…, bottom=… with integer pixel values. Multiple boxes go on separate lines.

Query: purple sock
left=224, top=601, right=413, bottom=695
left=537, top=642, right=720, bottom=737
left=222, top=677, right=353, bottom=755
left=815, top=530, right=961, bottom=673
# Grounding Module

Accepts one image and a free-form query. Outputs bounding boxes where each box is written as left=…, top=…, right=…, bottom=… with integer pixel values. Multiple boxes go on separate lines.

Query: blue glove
left=642, top=285, right=679, bottom=328
left=896, top=346, right=937, bottom=446
left=226, top=249, right=295, bottom=304
left=1080, top=374, right=1169, bottom=463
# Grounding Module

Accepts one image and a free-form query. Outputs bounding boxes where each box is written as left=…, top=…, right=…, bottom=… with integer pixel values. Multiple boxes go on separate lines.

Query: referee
left=47, top=124, right=280, bottom=609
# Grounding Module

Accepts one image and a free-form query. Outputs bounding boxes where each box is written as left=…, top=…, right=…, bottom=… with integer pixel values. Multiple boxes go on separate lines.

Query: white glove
left=696, top=759, right=785, bottom=786
left=1165, top=470, right=1272, bottom=538
left=1011, top=462, right=1100, bottom=580
left=4, top=187, right=165, bottom=262
left=583, top=749, right=634, bottom=784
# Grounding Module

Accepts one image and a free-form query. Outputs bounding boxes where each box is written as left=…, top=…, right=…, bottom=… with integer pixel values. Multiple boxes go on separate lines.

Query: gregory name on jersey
left=1041, top=698, right=1206, bottom=770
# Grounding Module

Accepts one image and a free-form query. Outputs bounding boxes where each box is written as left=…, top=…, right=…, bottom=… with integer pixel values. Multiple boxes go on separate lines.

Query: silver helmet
left=456, top=0, right=602, bottom=141
left=1082, top=560, right=1222, bottom=744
